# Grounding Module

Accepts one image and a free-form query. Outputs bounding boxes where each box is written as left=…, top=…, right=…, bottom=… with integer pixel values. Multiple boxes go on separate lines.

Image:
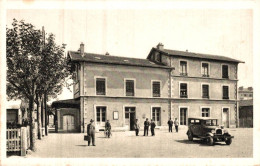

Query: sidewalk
left=16, top=128, right=253, bottom=158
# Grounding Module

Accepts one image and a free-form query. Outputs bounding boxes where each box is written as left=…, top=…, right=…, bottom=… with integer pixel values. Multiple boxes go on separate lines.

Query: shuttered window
left=202, top=63, right=209, bottom=77
left=222, top=65, right=229, bottom=78
left=223, top=86, right=229, bottom=99
left=152, top=81, right=160, bottom=97
left=180, top=61, right=188, bottom=76
left=180, top=83, right=188, bottom=98
left=202, top=84, right=209, bottom=98
left=126, top=80, right=134, bottom=96
left=202, top=108, right=210, bottom=117
left=96, top=78, right=106, bottom=95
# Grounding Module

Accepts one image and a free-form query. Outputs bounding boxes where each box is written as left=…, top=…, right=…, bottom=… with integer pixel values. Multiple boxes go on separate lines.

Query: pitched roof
left=239, top=100, right=253, bottom=107
left=52, top=99, right=80, bottom=108
left=149, top=48, right=244, bottom=63
left=68, top=51, right=173, bottom=69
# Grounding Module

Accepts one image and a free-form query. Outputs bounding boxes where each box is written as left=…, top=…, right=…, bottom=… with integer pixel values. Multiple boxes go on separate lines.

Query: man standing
left=174, top=118, right=179, bottom=133
left=105, top=120, right=111, bottom=138
left=167, top=118, right=173, bottom=132
left=150, top=119, right=156, bottom=136
left=87, top=119, right=96, bottom=146
left=134, top=119, right=140, bottom=136
left=143, top=118, right=150, bottom=136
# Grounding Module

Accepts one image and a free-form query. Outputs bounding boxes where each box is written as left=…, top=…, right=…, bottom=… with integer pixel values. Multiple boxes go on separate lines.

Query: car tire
left=207, top=136, right=214, bottom=146
left=225, top=138, right=232, bottom=145
left=188, top=131, right=193, bottom=141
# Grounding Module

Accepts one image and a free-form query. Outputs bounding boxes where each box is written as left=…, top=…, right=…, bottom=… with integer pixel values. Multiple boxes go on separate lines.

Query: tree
left=6, top=19, right=71, bottom=151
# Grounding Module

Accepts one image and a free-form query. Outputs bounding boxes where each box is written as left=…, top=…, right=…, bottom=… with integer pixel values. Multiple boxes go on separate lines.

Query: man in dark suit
left=87, top=119, right=96, bottom=146
left=150, top=119, right=156, bottom=136
left=168, top=118, right=173, bottom=132
left=143, top=118, right=150, bottom=136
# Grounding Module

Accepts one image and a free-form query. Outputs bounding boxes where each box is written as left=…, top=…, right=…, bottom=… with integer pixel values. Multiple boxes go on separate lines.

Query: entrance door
left=96, top=107, right=106, bottom=128
left=63, top=115, right=75, bottom=132
left=125, top=107, right=136, bottom=131
left=222, top=108, right=229, bottom=128
left=180, top=108, right=187, bottom=125
left=152, top=107, right=161, bottom=126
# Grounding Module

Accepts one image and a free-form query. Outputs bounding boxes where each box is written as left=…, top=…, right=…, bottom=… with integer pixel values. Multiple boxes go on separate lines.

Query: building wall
left=239, top=106, right=253, bottom=128
left=171, top=100, right=236, bottom=128
left=83, top=97, right=169, bottom=132
left=80, top=63, right=170, bottom=98
left=57, top=108, right=80, bottom=132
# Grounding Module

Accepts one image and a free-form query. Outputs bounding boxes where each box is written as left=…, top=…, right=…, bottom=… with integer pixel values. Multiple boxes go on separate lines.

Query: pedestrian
left=105, top=120, right=111, bottom=138
left=87, top=119, right=96, bottom=146
left=150, top=119, right=156, bottom=136
left=167, top=118, right=173, bottom=132
left=174, top=118, right=179, bottom=133
left=143, top=118, right=150, bottom=136
left=134, top=119, right=140, bottom=136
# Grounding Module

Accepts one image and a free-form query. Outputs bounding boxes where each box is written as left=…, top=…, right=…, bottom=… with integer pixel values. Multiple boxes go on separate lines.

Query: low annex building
left=53, top=43, right=243, bottom=133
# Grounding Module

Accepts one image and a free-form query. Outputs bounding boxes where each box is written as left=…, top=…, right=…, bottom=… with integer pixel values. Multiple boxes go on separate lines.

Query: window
left=96, top=78, right=106, bottom=95
left=156, top=54, right=162, bottom=62
left=180, top=61, right=188, bottom=76
left=222, top=65, right=229, bottom=78
left=180, top=108, right=187, bottom=125
left=125, top=80, right=135, bottom=96
left=202, top=108, right=210, bottom=117
left=223, top=86, right=229, bottom=99
left=180, top=83, right=188, bottom=98
left=96, top=107, right=106, bottom=123
left=202, top=63, right=209, bottom=77
left=152, top=107, right=161, bottom=126
left=202, top=84, right=209, bottom=98
left=152, top=81, right=160, bottom=97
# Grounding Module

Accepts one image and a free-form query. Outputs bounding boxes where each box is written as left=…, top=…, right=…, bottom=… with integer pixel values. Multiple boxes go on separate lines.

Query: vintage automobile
left=186, top=117, right=234, bottom=146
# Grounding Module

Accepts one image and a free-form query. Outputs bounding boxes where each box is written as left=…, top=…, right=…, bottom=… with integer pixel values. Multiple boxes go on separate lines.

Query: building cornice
left=172, top=75, right=238, bottom=81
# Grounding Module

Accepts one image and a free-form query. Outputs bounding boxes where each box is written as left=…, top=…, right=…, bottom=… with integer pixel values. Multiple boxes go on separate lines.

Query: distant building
left=52, top=43, right=243, bottom=133
left=238, top=86, right=253, bottom=100
left=239, top=99, right=253, bottom=128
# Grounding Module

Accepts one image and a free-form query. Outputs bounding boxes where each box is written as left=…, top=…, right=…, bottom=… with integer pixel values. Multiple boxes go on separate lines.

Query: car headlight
left=211, top=129, right=215, bottom=134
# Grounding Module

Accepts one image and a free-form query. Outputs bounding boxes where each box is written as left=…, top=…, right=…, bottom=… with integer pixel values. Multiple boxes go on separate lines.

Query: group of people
left=86, top=117, right=179, bottom=146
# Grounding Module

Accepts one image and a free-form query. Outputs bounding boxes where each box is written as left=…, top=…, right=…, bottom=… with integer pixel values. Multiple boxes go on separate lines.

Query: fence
left=6, top=128, right=21, bottom=152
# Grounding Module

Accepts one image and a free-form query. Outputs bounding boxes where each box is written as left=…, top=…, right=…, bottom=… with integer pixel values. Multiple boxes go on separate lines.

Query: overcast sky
left=7, top=8, right=253, bottom=100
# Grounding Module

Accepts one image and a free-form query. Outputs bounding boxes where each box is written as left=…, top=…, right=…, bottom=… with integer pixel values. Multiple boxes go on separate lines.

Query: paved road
left=22, top=127, right=252, bottom=158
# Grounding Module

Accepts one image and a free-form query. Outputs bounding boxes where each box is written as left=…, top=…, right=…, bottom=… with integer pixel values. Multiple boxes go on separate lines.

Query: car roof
left=188, top=117, right=218, bottom=120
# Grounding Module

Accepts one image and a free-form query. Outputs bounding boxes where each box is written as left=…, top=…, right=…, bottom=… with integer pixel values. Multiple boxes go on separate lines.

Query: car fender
left=205, top=132, right=214, bottom=137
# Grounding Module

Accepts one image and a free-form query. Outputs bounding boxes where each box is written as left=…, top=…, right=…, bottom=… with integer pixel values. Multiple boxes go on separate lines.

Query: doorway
left=63, top=115, right=75, bottom=132
left=180, top=107, right=188, bottom=125
left=152, top=107, right=161, bottom=126
left=96, top=106, right=106, bottom=128
left=222, top=108, right=229, bottom=128
left=125, top=107, right=136, bottom=131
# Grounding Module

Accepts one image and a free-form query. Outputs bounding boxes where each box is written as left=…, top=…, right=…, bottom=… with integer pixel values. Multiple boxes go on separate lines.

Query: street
left=18, top=127, right=252, bottom=158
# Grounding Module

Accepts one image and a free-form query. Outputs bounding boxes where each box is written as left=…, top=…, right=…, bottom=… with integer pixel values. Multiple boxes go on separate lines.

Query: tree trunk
left=44, top=92, right=48, bottom=136
left=29, top=96, right=36, bottom=151
left=37, top=95, right=42, bottom=140
left=42, top=96, right=45, bottom=136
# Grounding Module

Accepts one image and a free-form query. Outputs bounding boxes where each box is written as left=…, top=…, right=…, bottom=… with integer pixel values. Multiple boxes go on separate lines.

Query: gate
left=6, top=128, right=21, bottom=152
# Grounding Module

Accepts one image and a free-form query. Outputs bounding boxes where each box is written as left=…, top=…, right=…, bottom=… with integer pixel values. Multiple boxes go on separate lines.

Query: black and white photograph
left=0, top=0, right=260, bottom=165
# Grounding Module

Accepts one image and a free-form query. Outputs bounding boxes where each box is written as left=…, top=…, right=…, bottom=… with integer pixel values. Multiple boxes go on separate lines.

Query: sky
left=6, top=8, right=253, bottom=100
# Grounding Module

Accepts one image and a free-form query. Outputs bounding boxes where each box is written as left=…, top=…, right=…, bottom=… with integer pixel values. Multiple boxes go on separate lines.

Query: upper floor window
left=156, top=54, right=162, bottom=63
left=201, top=108, right=210, bottom=117
left=202, top=84, right=209, bottom=99
left=125, top=80, right=135, bottom=96
left=201, top=62, right=209, bottom=77
left=152, top=81, right=161, bottom=97
left=180, top=83, right=188, bottom=98
left=180, top=61, right=188, bottom=76
left=222, top=65, right=229, bottom=78
left=96, top=78, right=106, bottom=95
left=222, top=86, right=229, bottom=99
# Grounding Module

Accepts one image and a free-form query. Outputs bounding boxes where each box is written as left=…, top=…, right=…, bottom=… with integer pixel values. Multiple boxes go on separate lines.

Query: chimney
left=238, top=86, right=243, bottom=90
left=157, top=43, right=164, bottom=50
left=105, top=52, right=110, bottom=55
left=80, top=42, right=84, bottom=57
left=248, top=87, right=253, bottom=91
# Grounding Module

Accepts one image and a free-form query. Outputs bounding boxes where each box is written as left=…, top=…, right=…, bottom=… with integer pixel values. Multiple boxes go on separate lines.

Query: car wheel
left=207, top=136, right=214, bottom=146
left=225, top=138, right=232, bottom=145
left=188, top=131, right=193, bottom=141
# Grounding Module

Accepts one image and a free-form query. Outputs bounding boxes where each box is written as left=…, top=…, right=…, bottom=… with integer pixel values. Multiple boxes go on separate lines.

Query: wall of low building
left=81, top=97, right=169, bottom=132
left=57, top=108, right=80, bottom=132
left=239, top=106, right=253, bottom=128
left=81, top=63, right=170, bottom=98
left=171, top=100, right=236, bottom=128
left=171, top=77, right=237, bottom=100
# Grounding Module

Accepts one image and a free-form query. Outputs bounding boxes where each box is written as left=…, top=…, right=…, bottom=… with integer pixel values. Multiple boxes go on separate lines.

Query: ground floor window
left=152, top=107, right=161, bottom=126
left=96, top=106, right=106, bottom=126
left=180, top=108, right=187, bottom=125
left=201, top=108, right=210, bottom=117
